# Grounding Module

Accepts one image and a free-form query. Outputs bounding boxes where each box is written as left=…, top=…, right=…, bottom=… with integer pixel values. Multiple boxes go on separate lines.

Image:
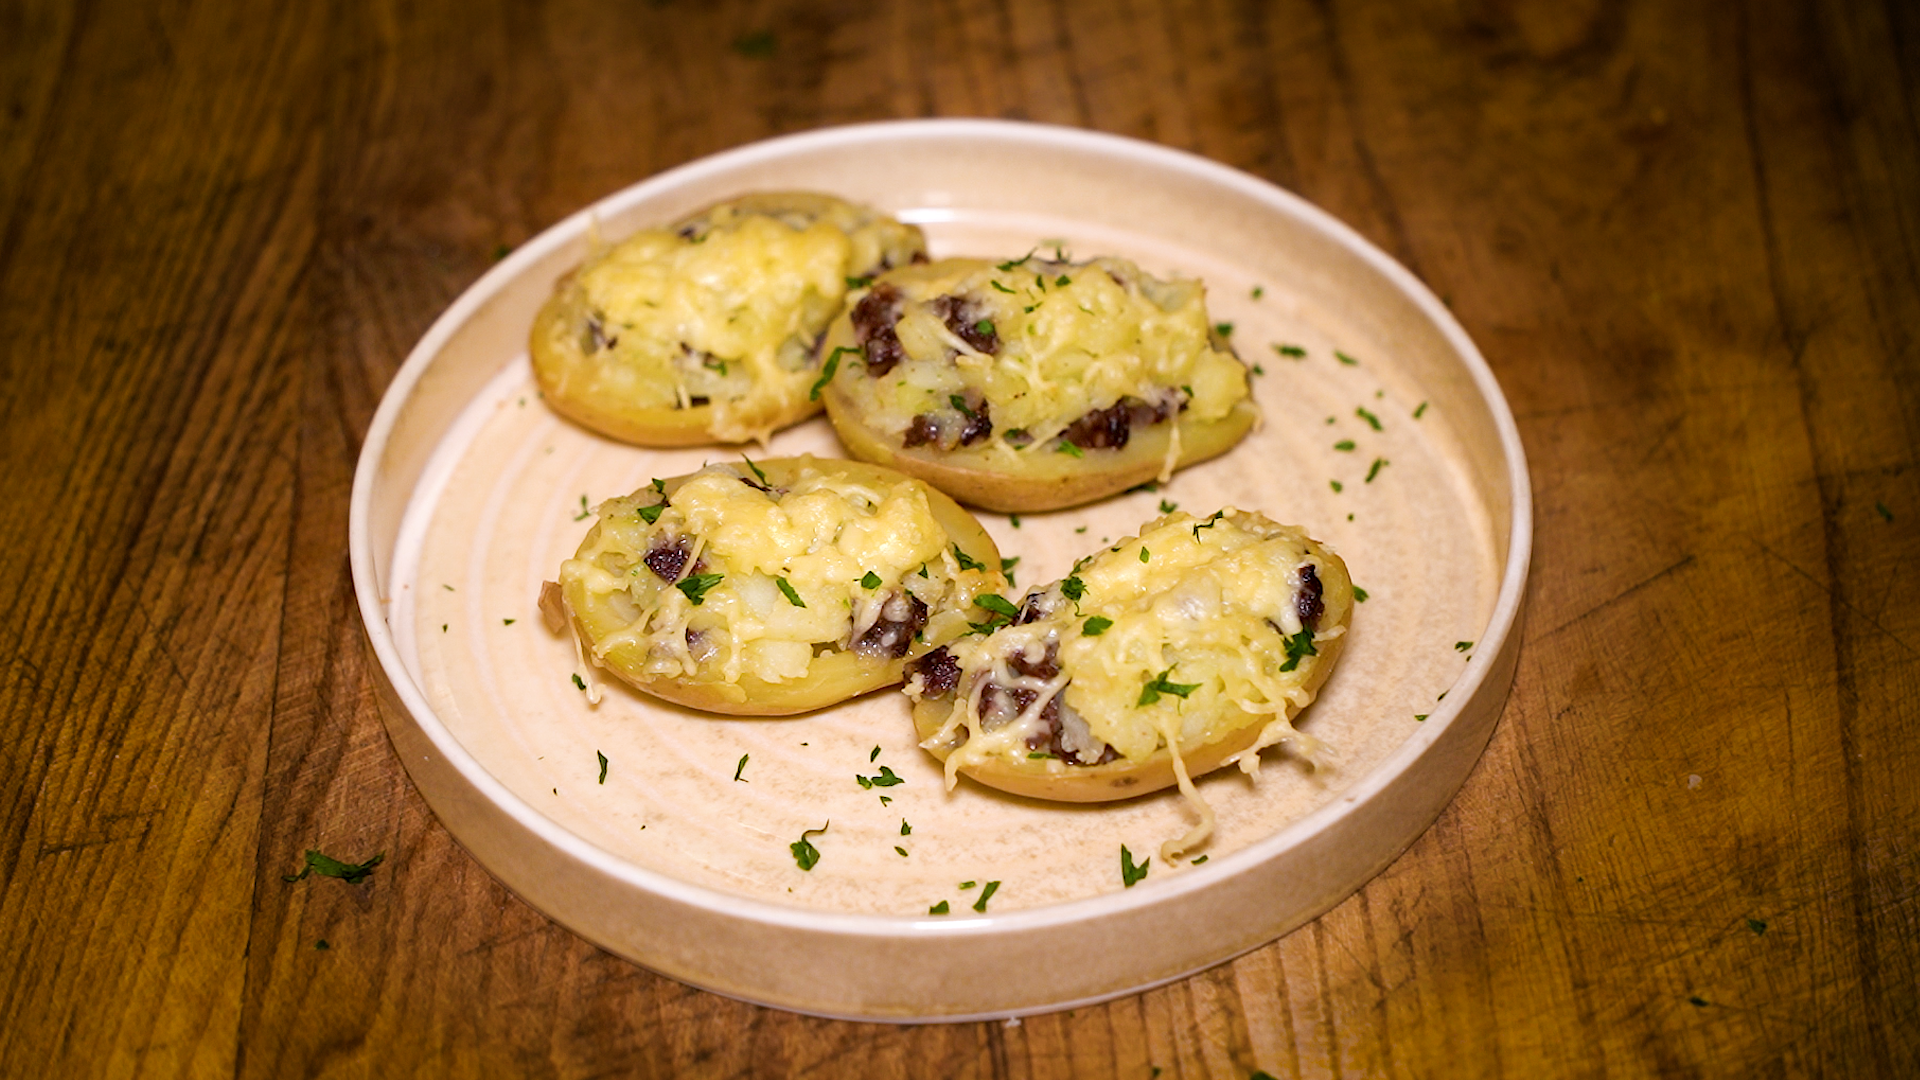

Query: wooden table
left=4, top=0, right=1914, bottom=1075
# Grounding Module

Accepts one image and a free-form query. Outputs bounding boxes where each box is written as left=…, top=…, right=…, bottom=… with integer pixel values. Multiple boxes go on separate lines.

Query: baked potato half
left=532, top=192, right=926, bottom=447
left=904, top=509, right=1351, bottom=856
left=817, top=255, right=1258, bottom=510
left=555, top=457, right=1006, bottom=715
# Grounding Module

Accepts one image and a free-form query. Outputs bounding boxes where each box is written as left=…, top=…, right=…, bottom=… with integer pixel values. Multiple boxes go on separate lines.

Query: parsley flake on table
left=283, top=850, right=385, bottom=885
left=1335, top=350, right=1360, bottom=365
left=1334, top=439, right=1356, bottom=451
left=790, top=823, right=828, bottom=871
left=1356, top=406, right=1383, bottom=431
left=1414, top=401, right=1430, bottom=419
left=1274, top=343, right=1306, bottom=358
left=1365, top=457, right=1388, bottom=482
left=1121, top=845, right=1150, bottom=887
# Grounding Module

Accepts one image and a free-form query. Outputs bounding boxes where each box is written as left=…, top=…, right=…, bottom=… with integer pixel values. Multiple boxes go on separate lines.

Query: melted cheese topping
left=918, top=510, right=1347, bottom=856
left=536, top=195, right=924, bottom=444
left=560, top=463, right=996, bottom=686
left=846, top=256, right=1249, bottom=465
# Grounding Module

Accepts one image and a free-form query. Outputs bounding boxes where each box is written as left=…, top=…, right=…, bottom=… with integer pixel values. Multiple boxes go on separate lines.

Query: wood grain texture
left=1, top=0, right=1914, bottom=1076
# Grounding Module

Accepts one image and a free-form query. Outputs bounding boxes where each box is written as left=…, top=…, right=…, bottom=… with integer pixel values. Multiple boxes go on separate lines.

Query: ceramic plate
left=350, top=120, right=1530, bottom=1021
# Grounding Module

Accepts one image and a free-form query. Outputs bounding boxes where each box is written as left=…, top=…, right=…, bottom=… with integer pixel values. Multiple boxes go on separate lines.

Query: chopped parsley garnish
left=1330, top=480, right=1344, bottom=493
left=895, top=846, right=909, bottom=857
left=1253, top=363, right=1266, bottom=376
left=809, top=345, right=860, bottom=400
left=949, top=394, right=976, bottom=417
left=975, top=593, right=1020, bottom=620
left=1000, top=556, right=1020, bottom=584
left=1191, top=510, right=1226, bottom=538
left=1055, top=439, right=1084, bottom=458
left=1278, top=629, right=1317, bottom=672
left=502, top=618, right=515, bottom=625
left=1121, top=845, right=1149, bottom=887
left=790, top=823, right=827, bottom=871
left=1158, top=499, right=1178, bottom=513
left=1877, top=502, right=1895, bottom=522
left=972, top=880, right=1001, bottom=912
left=1082, top=615, right=1113, bottom=636
left=952, top=544, right=986, bottom=572
left=1355, top=406, right=1383, bottom=431
left=974, top=319, right=995, bottom=337
left=1455, top=641, right=1474, bottom=652
left=1365, top=457, right=1388, bottom=482
left=989, top=279, right=1015, bottom=294
left=1251, top=285, right=1265, bottom=299
left=703, top=356, right=728, bottom=376
left=283, top=850, right=385, bottom=885
left=1335, top=349, right=1359, bottom=365
left=1139, top=547, right=1150, bottom=563
left=734, top=754, right=749, bottom=782
left=775, top=576, right=806, bottom=607
left=870, top=746, right=882, bottom=762
left=571, top=673, right=586, bottom=691
left=1060, top=575, right=1086, bottom=601
left=929, top=900, right=950, bottom=915
left=1334, top=439, right=1356, bottom=451
left=1008, top=513, right=1021, bottom=528
left=1414, top=400, right=1429, bottom=419
left=676, top=572, right=724, bottom=605
left=900, top=819, right=912, bottom=836
left=572, top=495, right=591, bottom=521
left=1056, top=274, right=1071, bottom=286
left=1353, top=586, right=1370, bottom=602
left=637, top=501, right=666, bottom=524
left=856, top=765, right=905, bottom=789
left=1747, top=918, right=1768, bottom=934
left=1128, top=480, right=1159, bottom=494
left=861, top=571, right=883, bottom=589
left=1274, top=343, right=1306, bottom=358
left=845, top=274, right=872, bottom=289
left=996, top=251, right=1035, bottom=271
left=1138, top=667, right=1200, bottom=705
left=1415, top=713, right=1428, bottom=722
left=1214, top=322, right=1234, bottom=337
left=740, top=455, right=770, bottom=486
left=1191, top=854, right=1208, bottom=864
left=597, top=750, right=608, bottom=784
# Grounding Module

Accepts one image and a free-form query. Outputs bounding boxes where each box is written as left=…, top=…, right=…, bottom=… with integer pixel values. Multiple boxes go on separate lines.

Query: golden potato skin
left=560, top=457, right=1006, bottom=716
left=907, top=510, right=1352, bottom=800
left=532, top=192, right=927, bottom=447
left=818, top=256, right=1257, bottom=511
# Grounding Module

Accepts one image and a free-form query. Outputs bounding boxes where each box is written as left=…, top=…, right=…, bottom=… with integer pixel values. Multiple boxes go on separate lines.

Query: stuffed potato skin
left=558, top=457, right=1006, bottom=715
left=818, top=256, right=1257, bottom=511
left=532, top=192, right=927, bottom=447
left=905, top=509, right=1351, bottom=802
